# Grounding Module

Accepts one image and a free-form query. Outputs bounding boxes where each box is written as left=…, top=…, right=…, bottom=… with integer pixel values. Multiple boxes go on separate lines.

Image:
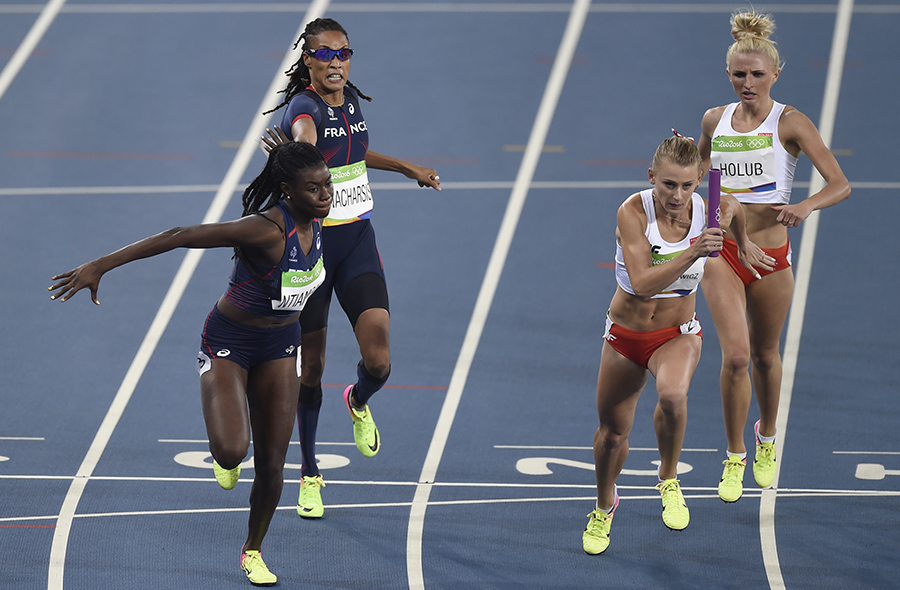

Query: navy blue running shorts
left=197, top=305, right=300, bottom=374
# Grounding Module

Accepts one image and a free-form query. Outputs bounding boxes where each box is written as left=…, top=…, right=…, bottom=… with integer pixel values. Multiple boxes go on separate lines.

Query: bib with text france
left=325, top=161, right=372, bottom=226
left=712, top=135, right=776, bottom=195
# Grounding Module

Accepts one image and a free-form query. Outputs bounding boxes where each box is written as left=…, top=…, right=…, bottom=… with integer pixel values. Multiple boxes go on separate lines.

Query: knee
left=210, top=441, right=248, bottom=470
left=750, top=347, right=779, bottom=373
left=362, top=351, right=391, bottom=381
left=722, top=348, right=751, bottom=375
left=301, top=354, right=325, bottom=384
left=252, top=452, right=286, bottom=483
left=656, top=386, right=688, bottom=416
left=596, top=423, right=628, bottom=452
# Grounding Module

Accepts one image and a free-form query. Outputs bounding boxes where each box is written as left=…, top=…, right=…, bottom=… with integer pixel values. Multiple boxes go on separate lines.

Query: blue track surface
left=1, top=2, right=898, bottom=589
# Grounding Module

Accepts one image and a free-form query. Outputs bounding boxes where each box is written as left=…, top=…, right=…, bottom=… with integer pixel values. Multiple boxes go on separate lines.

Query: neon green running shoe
left=656, top=478, right=689, bottom=530
left=240, top=549, right=277, bottom=586
left=297, top=475, right=325, bottom=519
left=753, top=421, right=777, bottom=488
left=213, top=460, right=240, bottom=490
left=583, top=496, right=617, bottom=555
left=718, top=455, right=746, bottom=503
left=344, top=385, right=380, bottom=457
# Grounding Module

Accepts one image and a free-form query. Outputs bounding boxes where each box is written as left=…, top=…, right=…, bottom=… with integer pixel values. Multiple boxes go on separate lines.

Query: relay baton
left=707, top=168, right=721, bottom=257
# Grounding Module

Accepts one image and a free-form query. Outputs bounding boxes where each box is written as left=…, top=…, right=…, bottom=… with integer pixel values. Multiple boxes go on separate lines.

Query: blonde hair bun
left=731, top=10, right=776, bottom=41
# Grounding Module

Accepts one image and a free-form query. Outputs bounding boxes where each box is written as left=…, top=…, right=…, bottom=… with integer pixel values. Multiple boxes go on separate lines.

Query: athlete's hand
left=407, top=164, right=441, bottom=191
left=770, top=201, right=813, bottom=228
left=736, top=240, right=775, bottom=279
left=260, top=126, right=291, bottom=153
left=49, top=260, right=105, bottom=304
left=693, top=227, right=725, bottom=257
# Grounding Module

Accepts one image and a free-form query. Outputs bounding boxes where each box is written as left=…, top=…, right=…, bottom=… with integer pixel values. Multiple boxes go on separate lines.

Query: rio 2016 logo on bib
left=325, top=161, right=372, bottom=226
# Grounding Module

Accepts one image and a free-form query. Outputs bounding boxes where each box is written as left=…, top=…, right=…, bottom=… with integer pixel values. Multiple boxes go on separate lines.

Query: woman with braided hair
left=698, top=10, right=850, bottom=503
left=262, top=17, right=441, bottom=519
left=49, top=142, right=332, bottom=586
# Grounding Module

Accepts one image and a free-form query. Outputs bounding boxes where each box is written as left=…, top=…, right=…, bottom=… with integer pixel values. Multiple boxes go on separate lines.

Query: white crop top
left=710, top=101, right=798, bottom=205
left=615, top=189, right=707, bottom=299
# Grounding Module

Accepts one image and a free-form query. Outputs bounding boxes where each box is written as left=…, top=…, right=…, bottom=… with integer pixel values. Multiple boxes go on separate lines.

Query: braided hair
left=241, top=141, right=327, bottom=216
left=265, top=17, right=372, bottom=115
left=235, top=141, right=326, bottom=269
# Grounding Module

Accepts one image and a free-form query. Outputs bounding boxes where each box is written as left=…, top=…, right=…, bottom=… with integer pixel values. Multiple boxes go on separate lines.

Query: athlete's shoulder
left=285, top=90, right=322, bottom=120
left=701, top=104, right=730, bottom=131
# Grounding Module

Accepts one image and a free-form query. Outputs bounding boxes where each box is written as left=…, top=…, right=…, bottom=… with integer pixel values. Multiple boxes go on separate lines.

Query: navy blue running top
left=281, top=86, right=369, bottom=167
left=224, top=200, right=325, bottom=317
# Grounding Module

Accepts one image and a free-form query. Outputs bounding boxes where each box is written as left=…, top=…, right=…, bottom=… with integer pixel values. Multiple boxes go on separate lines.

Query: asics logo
left=216, top=349, right=231, bottom=357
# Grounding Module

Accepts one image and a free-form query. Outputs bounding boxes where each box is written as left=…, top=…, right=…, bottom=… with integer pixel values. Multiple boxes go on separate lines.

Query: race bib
left=272, top=257, right=325, bottom=311
left=712, top=135, right=776, bottom=195
left=325, top=161, right=372, bottom=226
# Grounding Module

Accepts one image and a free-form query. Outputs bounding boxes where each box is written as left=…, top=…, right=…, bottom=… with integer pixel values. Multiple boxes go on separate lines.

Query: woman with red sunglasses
left=263, top=17, right=440, bottom=519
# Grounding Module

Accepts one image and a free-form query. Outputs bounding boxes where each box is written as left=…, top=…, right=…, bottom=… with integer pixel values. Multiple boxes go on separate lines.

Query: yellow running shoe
left=240, top=549, right=277, bottom=586
left=718, top=455, right=746, bottom=503
left=297, top=475, right=325, bottom=519
left=213, top=460, right=240, bottom=490
left=656, top=478, right=689, bottom=530
left=583, top=496, right=617, bottom=555
left=344, top=385, right=380, bottom=457
left=753, top=420, right=777, bottom=488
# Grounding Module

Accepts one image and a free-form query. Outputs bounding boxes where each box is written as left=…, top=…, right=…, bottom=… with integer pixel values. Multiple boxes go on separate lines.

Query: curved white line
left=44, top=3, right=331, bottom=588
left=404, top=2, right=592, bottom=589
left=760, top=2, right=854, bottom=589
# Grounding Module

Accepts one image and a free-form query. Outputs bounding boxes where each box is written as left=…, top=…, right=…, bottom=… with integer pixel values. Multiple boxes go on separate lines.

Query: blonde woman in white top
left=698, top=10, right=850, bottom=503
left=583, top=135, right=767, bottom=555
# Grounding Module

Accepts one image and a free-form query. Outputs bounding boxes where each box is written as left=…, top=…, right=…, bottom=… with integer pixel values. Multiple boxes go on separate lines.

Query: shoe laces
left=721, top=457, right=745, bottom=481
left=756, top=442, right=776, bottom=462
left=657, top=479, right=683, bottom=506
left=241, top=550, right=267, bottom=571
left=302, top=475, right=324, bottom=490
left=585, top=508, right=613, bottom=534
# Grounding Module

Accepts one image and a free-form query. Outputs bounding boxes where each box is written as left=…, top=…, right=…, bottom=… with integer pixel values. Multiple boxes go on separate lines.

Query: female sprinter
left=698, top=10, right=850, bottom=503
left=582, top=135, right=769, bottom=555
left=49, top=142, right=332, bottom=585
left=263, top=17, right=440, bottom=519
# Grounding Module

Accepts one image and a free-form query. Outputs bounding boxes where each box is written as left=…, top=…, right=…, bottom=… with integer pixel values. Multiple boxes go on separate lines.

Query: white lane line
left=404, top=2, right=592, bottom=589
left=2, top=4, right=896, bottom=15
left=44, top=2, right=331, bottom=589
left=3, top=180, right=896, bottom=198
left=0, top=0, right=67, bottom=103
left=834, top=451, right=900, bottom=455
left=760, top=2, right=854, bottom=590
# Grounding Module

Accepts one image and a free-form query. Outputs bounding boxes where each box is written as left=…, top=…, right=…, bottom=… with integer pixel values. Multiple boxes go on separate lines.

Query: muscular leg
left=200, top=359, right=250, bottom=470
left=648, top=335, right=702, bottom=480
left=351, top=307, right=390, bottom=407
left=299, top=327, right=327, bottom=387
left=243, top=357, right=300, bottom=552
left=746, top=268, right=794, bottom=438
left=593, top=342, right=648, bottom=510
left=701, top=257, right=752, bottom=454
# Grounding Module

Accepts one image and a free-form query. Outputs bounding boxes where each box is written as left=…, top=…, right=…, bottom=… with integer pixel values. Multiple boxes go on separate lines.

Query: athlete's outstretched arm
left=365, top=150, right=440, bottom=191
left=49, top=216, right=282, bottom=304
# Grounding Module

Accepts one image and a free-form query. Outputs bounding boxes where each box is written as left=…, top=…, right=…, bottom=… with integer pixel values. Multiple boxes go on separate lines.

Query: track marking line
left=760, top=2, right=854, bottom=590
left=44, top=2, right=332, bottom=588
left=405, top=2, right=592, bottom=588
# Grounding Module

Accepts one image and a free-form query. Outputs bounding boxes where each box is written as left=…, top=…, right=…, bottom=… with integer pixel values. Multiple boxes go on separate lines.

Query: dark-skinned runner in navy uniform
left=263, top=17, right=441, bottom=519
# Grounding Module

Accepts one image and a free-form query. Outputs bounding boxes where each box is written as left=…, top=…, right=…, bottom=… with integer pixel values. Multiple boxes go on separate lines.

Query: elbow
left=630, top=283, right=658, bottom=299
